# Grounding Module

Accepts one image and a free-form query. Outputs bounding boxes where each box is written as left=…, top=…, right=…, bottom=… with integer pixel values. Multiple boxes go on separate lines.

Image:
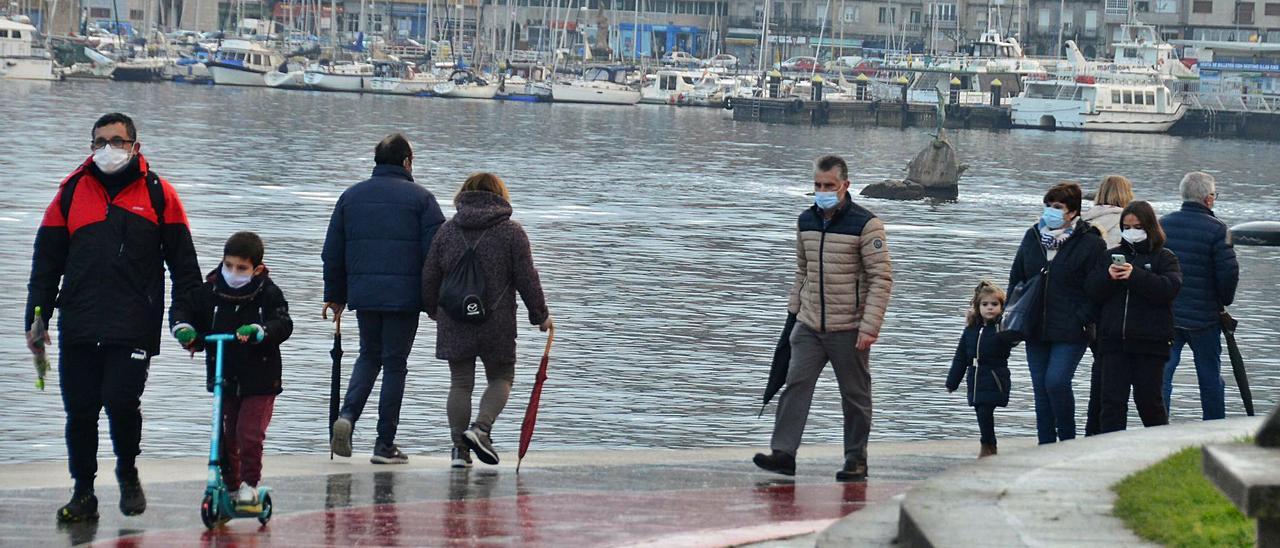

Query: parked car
left=826, top=56, right=883, bottom=76
left=661, top=51, right=702, bottom=67
left=776, top=56, right=819, bottom=72
left=703, top=53, right=739, bottom=69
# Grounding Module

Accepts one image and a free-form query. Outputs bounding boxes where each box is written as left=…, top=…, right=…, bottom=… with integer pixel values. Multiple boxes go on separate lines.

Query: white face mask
left=221, top=265, right=254, bottom=289
left=92, top=146, right=131, bottom=174
left=1121, top=228, right=1148, bottom=244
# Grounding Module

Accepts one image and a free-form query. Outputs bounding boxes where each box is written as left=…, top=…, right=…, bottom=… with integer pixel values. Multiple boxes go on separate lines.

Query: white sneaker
left=235, top=482, right=259, bottom=506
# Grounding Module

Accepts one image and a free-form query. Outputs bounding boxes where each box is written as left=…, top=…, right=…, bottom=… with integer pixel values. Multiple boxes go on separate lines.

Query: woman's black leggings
left=976, top=405, right=997, bottom=445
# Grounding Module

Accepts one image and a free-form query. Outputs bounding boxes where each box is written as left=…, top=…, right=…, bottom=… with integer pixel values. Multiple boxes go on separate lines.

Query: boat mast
left=756, top=0, right=768, bottom=72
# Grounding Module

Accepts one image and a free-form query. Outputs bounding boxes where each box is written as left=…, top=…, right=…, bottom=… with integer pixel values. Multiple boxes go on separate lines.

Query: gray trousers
left=448, top=357, right=516, bottom=448
left=770, top=323, right=873, bottom=464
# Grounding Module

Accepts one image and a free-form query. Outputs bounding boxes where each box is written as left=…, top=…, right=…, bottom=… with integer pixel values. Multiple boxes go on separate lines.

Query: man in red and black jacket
left=24, top=113, right=202, bottom=524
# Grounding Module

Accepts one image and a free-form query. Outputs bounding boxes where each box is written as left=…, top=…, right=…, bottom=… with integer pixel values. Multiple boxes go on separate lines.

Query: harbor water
left=1, top=79, right=1277, bottom=463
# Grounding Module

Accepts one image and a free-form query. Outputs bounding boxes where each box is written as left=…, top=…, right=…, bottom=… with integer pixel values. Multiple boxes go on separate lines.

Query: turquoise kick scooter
left=200, top=333, right=274, bottom=528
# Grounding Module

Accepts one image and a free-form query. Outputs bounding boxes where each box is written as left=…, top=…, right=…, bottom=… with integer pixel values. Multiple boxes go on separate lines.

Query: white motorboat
left=1010, top=74, right=1187, bottom=133
left=641, top=69, right=703, bottom=104
left=1, top=17, right=58, bottom=80
left=433, top=69, right=498, bottom=99
left=304, top=62, right=374, bottom=92
left=552, top=66, right=641, bottom=105
left=207, top=39, right=284, bottom=87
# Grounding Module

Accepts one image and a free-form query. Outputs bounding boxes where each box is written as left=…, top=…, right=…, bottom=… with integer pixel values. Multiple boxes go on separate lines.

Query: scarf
left=1038, top=222, right=1074, bottom=251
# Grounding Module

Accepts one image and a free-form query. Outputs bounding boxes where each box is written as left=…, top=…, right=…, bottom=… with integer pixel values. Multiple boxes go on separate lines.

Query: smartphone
left=1111, top=254, right=1128, bottom=266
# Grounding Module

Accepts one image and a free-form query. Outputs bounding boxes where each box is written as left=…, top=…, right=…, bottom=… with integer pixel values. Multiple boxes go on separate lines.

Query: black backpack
left=439, top=230, right=493, bottom=324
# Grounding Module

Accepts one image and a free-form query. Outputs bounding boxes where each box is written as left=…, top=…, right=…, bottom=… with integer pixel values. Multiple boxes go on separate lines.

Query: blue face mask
left=1040, top=206, right=1065, bottom=229
left=815, top=192, right=840, bottom=210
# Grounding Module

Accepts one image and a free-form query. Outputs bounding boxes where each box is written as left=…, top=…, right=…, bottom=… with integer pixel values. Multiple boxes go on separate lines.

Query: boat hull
left=264, top=70, right=304, bottom=89
left=306, top=72, right=366, bottom=92
left=366, top=77, right=435, bottom=95
left=0, top=58, right=58, bottom=80
left=208, top=63, right=268, bottom=87
left=551, top=84, right=641, bottom=105
left=434, top=83, right=498, bottom=99
left=1011, top=99, right=1186, bottom=133
left=112, top=64, right=167, bottom=82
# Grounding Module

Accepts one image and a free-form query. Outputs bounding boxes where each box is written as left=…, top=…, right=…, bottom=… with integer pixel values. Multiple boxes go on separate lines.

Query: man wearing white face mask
left=754, top=155, right=893, bottom=482
left=25, top=113, right=203, bottom=523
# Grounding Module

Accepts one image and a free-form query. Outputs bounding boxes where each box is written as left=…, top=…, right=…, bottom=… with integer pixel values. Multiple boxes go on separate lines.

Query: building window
left=791, top=2, right=802, bottom=21
left=1084, top=9, right=1097, bottom=29
left=909, top=8, right=921, bottom=24
left=929, top=3, right=956, bottom=21
left=1105, top=0, right=1127, bottom=15
left=755, top=2, right=764, bottom=21
left=1061, top=9, right=1072, bottom=32
left=842, top=5, right=858, bottom=22
left=1192, top=0, right=1212, bottom=13
left=878, top=6, right=895, bottom=23
left=1236, top=2, right=1254, bottom=23
left=89, top=7, right=111, bottom=17
left=129, top=9, right=143, bottom=19
left=1154, top=0, right=1177, bottom=12
left=1038, top=8, right=1050, bottom=31
left=1266, top=2, right=1280, bottom=15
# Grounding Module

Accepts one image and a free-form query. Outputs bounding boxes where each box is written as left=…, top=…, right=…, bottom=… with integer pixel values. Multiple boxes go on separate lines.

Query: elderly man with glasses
left=1160, top=171, right=1239, bottom=422
left=25, top=112, right=202, bottom=524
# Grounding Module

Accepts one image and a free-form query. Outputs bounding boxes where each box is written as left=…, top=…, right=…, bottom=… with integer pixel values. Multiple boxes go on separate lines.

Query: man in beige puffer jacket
left=754, top=155, right=893, bottom=482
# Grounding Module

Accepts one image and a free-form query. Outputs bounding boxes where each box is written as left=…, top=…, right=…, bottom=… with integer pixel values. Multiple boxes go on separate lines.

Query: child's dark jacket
left=172, top=267, right=292, bottom=396
left=946, top=320, right=1014, bottom=407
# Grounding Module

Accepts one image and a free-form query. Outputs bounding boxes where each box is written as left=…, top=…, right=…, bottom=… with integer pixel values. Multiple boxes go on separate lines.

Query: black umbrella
left=1220, top=311, right=1254, bottom=417
left=329, top=315, right=343, bottom=459
left=760, top=314, right=797, bottom=418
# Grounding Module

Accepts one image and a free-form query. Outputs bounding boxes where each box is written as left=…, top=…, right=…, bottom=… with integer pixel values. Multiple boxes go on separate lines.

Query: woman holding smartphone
left=1086, top=201, right=1182, bottom=433
left=1009, top=182, right=1109, bottom=444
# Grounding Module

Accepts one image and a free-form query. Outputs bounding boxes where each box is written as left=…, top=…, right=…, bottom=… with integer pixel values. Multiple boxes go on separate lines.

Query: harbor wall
left=729, top=97, right=1280, bottom=141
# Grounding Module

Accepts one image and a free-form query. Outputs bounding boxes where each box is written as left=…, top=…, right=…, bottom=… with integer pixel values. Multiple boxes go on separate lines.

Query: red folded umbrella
left=517, top=327, right=555, bottom=473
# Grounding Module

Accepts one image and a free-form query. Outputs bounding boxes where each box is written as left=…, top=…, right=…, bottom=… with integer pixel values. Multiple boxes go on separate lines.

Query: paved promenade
left=0, top=440, right=1033, bottom=547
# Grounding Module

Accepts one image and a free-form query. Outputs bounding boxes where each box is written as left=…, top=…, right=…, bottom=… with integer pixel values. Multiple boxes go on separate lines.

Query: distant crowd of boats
left=2, top=10, right=1205, bottom=134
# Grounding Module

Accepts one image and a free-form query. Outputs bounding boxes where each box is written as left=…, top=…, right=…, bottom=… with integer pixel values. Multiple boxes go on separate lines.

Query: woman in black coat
left=1008, top=182, right=1108, bottom=444
left=1087, top=201, right=1182, bottom=433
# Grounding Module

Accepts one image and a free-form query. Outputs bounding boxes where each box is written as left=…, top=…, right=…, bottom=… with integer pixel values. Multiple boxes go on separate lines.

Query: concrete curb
left=892, top=416, right=1263, bottom=547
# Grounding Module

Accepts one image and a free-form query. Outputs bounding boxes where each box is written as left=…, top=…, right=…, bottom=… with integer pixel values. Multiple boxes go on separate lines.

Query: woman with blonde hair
left=422, top=172, right=552, bottom=468
left=1082, top=175, right=1134, bottom=248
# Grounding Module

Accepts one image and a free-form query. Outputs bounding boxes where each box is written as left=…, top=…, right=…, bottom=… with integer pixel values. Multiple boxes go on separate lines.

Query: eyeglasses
left=91, top=137, right=135, bottom=150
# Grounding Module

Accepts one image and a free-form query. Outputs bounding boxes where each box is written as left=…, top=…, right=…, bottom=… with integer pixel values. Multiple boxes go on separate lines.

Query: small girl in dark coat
left=422, top=173, right=552, bottom=468
left=170, top=232, right=292, bottom=509
left=1087, top=201, right=1182, bottom=433
left=947, top=281, right=1016, bottom=458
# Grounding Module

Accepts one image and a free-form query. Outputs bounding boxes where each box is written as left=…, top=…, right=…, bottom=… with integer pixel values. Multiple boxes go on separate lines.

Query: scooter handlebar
left=205, top=334, right=237, bottom=343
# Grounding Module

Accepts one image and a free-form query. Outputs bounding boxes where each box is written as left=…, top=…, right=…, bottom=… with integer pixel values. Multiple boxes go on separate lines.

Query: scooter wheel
left=200, top=495, right=218, bottom=529
left=258, top=493, right=273, bottom=524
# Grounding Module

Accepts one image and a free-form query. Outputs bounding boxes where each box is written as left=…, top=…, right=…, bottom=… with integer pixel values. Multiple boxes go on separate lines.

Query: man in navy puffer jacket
left=322, top=134, right=445, bottom=463
left=1160, top=172, right=1238, bottom=421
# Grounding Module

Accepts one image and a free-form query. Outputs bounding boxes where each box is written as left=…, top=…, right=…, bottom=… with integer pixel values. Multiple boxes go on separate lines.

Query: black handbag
left=1000, top=271, right=1045, bottom=343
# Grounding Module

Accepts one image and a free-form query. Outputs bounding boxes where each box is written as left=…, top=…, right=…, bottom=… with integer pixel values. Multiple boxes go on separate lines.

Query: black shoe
left=117, top=469, right=146, bottom=516
left=451, top=447, right=473, bottom=469
left=462, top=423, right=499, bottom=465
left=371, top=443, right=409, bottom=464
left=836, top=461, right=868, bottom=482
left=753, top=450, right=796, bottom=476
left=56, top=491, right=99, bottom=524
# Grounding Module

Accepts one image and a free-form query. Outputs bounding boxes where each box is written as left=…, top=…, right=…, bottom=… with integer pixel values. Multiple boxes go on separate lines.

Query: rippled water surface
left=2, top=80, right=1278, bottom=463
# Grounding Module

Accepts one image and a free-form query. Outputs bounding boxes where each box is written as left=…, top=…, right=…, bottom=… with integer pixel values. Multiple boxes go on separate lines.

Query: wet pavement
left=0, top=442, right=999, bottom=547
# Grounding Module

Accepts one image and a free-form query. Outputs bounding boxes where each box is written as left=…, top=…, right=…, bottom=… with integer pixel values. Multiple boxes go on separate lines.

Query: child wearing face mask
left=946, top=281, right=1016, bottom=458
left=170, top=231, right=293, bottom=509
left=1086, top=201, right=1181, bottom=434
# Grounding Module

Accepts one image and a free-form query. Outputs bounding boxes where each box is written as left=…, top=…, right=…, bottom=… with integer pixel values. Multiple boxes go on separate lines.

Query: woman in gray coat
left=423, top=172, right=552, bottom=468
